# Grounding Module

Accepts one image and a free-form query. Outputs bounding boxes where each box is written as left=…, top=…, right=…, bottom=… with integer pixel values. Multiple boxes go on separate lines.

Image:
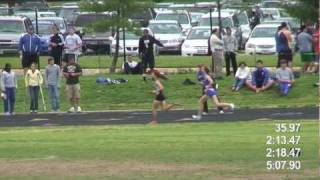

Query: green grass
left=0, top=54, right=304, bottom=69
left=0, top=120, right=317, bottom=179
left=6, top=73, right=318, bottom=113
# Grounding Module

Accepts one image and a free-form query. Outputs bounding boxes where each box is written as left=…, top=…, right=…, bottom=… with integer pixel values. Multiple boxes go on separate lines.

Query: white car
left=261, top=8, right=281, bottom=19
left=15, top=11, right=56, bottom=21
left=111, top=31, right=140, bottom=56
left=245, top=24, right=278, bottom=55
left=181, top=26, right=211, bottom=56
left=148, top=20, right=185, bottom=53
left=155, top=10, right=192, bottom=35
left=38, top=17, right=67, bottom=34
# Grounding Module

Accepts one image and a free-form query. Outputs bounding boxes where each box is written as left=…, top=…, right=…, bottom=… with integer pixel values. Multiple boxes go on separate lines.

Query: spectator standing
left=19, top=27, right=41, bottom=74
left=63, top=57, right=82, bottom=113
left=276, top=59, right=295, bottom=96
left=209, top=28, right=224, bottom=78
left=63, top=27, right=82, bottom=65
left=232, top=62, right=250, bottom=91
left=49, top=25, right=64, bottom=66
left=0, top=63, right=17, bottom=115
left=138, top=29, right=164, bottom=74
left=297, top=25, right=314, bottom=73
left=276, top=22, right=293, bottom=67
left=25, top=63, right=43, bottom=114
left=246, top=60, right=274, bottom=93
left=223, top=27, right=238, bottom=76
left=45, top=57, right=61, bottom=112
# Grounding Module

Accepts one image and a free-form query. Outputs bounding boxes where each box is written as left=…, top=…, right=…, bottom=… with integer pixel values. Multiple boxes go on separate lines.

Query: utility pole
left=217, top=0, right=222, bottom=38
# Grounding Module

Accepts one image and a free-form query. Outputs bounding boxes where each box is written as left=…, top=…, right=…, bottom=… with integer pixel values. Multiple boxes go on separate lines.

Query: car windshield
left=251, top=27, right=277, bottom=38
left=187, top=29, right=211, bottom=40
left=0, top=20, right=24, bottom=34
left=263, top=9, right=279, bottom=16
left=156, top=13, right=189, bottom=24
left=238, top=12, right=249, bottom=25
left=59, top=8, right=79, bottom=22
left=118, top=31, right=139, bottom=40
left=191, top=14, right=203, bottom=22
left=262, top=2, right=281, bottom=8
left=199, top=17, right=233, bottom=28
left=34, top=23, right=52, bottom=35
left=149, top=24, right=181, bottom=34
left=75, top=14, right=111, bottom=27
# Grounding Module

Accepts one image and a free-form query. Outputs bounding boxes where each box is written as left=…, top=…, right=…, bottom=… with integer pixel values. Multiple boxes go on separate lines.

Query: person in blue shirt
left=246, top=60, right=274, bottom=93
left=19, top=27, right=41, bottom=74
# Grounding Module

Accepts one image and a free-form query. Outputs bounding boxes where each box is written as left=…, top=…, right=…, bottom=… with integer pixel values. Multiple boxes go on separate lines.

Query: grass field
left=0, top=54, right=304, bottom=69
left=0, top=120, right=317, bottom=180
left=2, top=73, right=318, bottom=113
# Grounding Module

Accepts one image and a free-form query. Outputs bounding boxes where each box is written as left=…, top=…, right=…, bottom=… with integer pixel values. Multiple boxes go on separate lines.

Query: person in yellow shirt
left=25, top=63, right=43, bottom=113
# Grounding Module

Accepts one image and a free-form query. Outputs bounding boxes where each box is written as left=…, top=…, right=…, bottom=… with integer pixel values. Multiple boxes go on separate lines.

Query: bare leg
left=261, top=80, right=274, bottom=91
left=245, top=80, right=257, bottom=92
left=161, top=101, right=180, bottom=111
left=151, top=101, right=160, bottom=124
left=212, top=96, right=232, bottom=109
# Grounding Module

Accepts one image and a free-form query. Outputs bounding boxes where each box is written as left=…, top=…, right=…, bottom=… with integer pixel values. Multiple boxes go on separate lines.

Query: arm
left=234, top=36, right=238, bottom=51
left=0, top=73, right=4, bottom=92
left=57, top=66, right=61, bottom=87
left=156, top=80, right=164, bottom=91
left=138, top=38, right=144, bottom=54
left=76, top=35, right=82, bottom=49
left=151, top=36, right=164, bottom=47
left=58, top=34, right=65, bottom=47
left=251, top=70, right=256, bottom=86
left=263, top=69, right=269, bottom=86
left=14, top=73, right=17, bottom=89
left=19, top=35, right=24, bottom=54
left=24, top=71, right=29, bottom=87
left=71, top=65, right=82, bottom=77
left=45, top=68, right=48, bottom=86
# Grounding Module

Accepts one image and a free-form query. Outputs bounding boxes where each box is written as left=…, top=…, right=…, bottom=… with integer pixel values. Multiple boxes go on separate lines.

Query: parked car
left=181, top=26, right=211, bottom=56
left=15, top=11, right=56, bottom=21
left=38, top=17, right=68, bottom=35
left=148, top=20, right=185, bottom=53
left=155, top=10, right=192, bottom=35
left=0, top=16, right=33, bottom=54
left=199, top=11, right=242, bottom=48
left=261, top=8, right=281, bottom=19
left=261, top=0, right=283, bottom=8
left=154, top=3, right=174, bottom=14
left=59, top=5, right=80, bottom=26
left=129, top=8, right=156, bottom=27
left=74, top=12, right=113, bottom=54
left=19, top=0, right=49, bottom=11
left=190, top=12, right=205, bottom=24
left=245, top=23, right=279, bottom=55
left=49, top=6, right=62, bottom=16
left=0, top=7, right=9, bottom=15
left=111, top=31, right=140, bottom=56
left=33, top=20, right=54, bottom=54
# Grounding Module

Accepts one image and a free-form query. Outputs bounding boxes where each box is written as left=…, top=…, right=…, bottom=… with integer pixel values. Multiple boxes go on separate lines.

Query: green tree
left=284, top=0, right=319, bottom=23
left=80, top=0, right=153, bottom=73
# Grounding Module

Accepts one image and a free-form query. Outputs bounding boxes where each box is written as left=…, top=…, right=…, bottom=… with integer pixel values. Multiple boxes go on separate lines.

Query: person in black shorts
left=49, top=25, right=64, bottom=66
left=19, top=27, right=41, bottom=74
left=149, top=70, right=179, bottom=125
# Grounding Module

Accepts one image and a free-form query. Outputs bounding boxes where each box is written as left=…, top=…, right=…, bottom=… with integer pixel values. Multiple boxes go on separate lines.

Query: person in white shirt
left=123, top=55, right=142, bottom=74
left=209, top=28, right=224, bottom=78
left=63, top=27, right=82, bottom=65
left=232, top=62, right=250, bottom=91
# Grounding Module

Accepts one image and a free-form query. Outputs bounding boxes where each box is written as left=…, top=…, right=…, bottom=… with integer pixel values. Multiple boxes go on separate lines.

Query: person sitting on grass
left=232, top=62, right=250, bottom=91
left=275, top=59, right=295, bottom=96
left=246, top=60, right=274, bottom=93
left=63, top=57, right=82, bottom=113
left=25, top=63, right=43, bottom=114
left=149, top=70, right=179, bottom=125
left=192, top=66, right=234, bottom=120
left=122, top=55, right=142, bottom=74
left=0, top=63, right=17, bottom=115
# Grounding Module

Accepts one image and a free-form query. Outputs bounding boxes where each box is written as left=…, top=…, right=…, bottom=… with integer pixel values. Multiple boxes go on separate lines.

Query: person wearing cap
left=275, top=59, right=294, bottom=96
left=49, top=25, right=64, bottom=66
left=138, top=29, right=164, bottom=74
left=63, top=27, right=82, bottom=66
left=45, top=56, right=61, bottom=112
left=19, top=27, right=41, bottom=74
left=276, top=22, right=293, bottom=67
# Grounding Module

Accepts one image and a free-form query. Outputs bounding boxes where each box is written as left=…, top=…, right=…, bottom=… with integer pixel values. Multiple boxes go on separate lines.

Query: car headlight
left=247, top=43, right=256, bottom=48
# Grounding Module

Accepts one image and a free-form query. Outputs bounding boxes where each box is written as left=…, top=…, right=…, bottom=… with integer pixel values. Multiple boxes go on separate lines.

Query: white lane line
left=270, top=112, right=304, bottom=116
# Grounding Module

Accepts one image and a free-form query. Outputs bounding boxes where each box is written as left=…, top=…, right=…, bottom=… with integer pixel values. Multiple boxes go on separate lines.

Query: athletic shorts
left=66, top=84, right=80, bottom=100
left=278, top=49, right=293, bottom=62
left=155, top=91, right=166, bottom=102
left=300, top=52, right=314, bottom=62
left=206, top=88, right=217, bottom=97
left=22, top=53, right=38, bottom=68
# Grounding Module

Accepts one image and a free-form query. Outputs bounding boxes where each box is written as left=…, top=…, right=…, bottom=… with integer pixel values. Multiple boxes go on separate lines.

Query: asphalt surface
left=0, top=107, right=317, bottom=127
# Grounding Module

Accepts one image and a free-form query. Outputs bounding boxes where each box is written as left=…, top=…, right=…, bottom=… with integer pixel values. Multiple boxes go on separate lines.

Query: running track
left=0, top=107, right=317, bottom=127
